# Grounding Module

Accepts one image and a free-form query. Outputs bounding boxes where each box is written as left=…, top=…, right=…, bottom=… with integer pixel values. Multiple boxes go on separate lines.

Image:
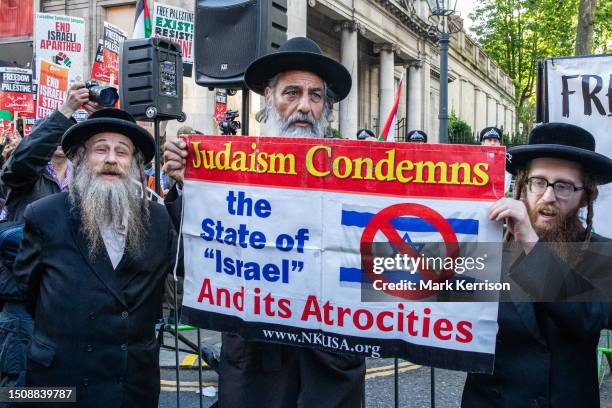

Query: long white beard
left=261, top=98, right=330, bottom=138
left=69, top=157, right=147, bottom=259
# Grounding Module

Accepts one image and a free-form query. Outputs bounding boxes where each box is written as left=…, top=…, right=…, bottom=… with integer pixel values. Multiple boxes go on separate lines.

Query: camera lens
left=88, top=83, right=119, bottom=107
left=96, top=87, right=119, bottom=107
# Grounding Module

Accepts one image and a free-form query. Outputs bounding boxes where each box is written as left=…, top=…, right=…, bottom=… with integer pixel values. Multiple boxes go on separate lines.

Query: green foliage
left=326, top=127, right=342, bottom=139
left=469, top=0, right=580, bottom=131
left=593, top=0, right=611, bottom=54
left=448, top=112, right=477, bottom=144
left=502, top=130, right=528, bottom=147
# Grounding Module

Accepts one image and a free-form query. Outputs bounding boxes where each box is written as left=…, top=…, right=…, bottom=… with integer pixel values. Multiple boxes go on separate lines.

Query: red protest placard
left=0, top=67, right=35, bottom=116
left=36, top=60, right=69, bottom=119
left=91, top=22, right=126, bottom=86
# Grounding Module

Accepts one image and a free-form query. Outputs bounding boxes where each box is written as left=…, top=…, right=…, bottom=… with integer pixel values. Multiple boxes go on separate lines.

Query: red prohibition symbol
left=360, top=203, right=460, bottom=300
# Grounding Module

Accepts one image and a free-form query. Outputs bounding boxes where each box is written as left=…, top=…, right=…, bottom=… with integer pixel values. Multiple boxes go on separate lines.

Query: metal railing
left=448, top=129, right=528, bottom=148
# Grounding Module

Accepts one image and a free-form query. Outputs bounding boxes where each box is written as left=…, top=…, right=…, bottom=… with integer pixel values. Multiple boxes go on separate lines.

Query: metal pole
left=438, top=27, right=450, bottom=144
left=173, top=273, right=181, bottom=407
left=242, top=88, right=250, bottom=136
left=153, top=118, right=161, bottom=195
left=197, top=329, right=203, bottom=408
left=430, top=367, right=435, bottom=408
left=394, top=358, right=399, bottom=408
left=404, top=65, right=410, bottom=142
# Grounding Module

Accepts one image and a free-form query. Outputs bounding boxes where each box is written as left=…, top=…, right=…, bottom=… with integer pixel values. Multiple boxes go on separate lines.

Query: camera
left=85, top=80, right=119, bottom=107
left=218, top=110, right=241, bottom=135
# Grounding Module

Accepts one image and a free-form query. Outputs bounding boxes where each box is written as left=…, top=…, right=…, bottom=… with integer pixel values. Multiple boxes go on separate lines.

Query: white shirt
left=99, top=213, right=128, bottom=269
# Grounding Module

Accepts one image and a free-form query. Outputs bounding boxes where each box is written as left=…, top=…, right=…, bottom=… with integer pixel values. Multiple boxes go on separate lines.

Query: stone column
left=487, top=94, right=496, bottom=126
left=375, top=43, right=396, bottom=135
left=370, top=65, right=379, bottom=131
left=496, top=101, right=501, bottom=127
left=335, top=21, right=362, bottom=139
left=407, top=60, right=423, bottom=132
left=287, top=0, right=307, bottom=38
left=473, top=86, right=482, bottom=133
left=362, top=62, right=371, bottom=127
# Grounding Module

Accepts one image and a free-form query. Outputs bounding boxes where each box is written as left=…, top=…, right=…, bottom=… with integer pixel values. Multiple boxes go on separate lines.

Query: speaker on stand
left=193, top=0, right=288, bottom=135
left=120, top=37, right=187, bottom=195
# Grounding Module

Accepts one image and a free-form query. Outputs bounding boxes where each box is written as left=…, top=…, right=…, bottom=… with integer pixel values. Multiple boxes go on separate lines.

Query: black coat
left=1, top=110, right=74, bottom=222
left=462, top=234, right=612, bottom=408
left=12, top=192, right=178, bottom=407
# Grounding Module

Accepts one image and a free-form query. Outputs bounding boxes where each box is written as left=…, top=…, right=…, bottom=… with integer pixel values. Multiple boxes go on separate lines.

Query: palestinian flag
left=133, top=0, right=152, bottom=39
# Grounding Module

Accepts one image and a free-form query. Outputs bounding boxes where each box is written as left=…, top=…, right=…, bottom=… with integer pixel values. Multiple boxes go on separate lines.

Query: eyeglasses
left=527, top=176, right=584, bottom=199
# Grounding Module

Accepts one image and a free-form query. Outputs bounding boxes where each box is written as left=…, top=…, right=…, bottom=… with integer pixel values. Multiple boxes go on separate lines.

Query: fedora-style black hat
left=62, top=108, right=155, bottom=163
left=407, top=130, right=428, bottom=143
left=244, top=36, right=352, bottom=102
left=480, top=126, right=502, bottom=142
left=506, top=122, right=612, bottom=185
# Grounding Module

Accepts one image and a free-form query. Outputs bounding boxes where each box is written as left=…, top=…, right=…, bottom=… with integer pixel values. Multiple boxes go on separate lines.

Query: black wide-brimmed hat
left=244, top=36, right=352, bottom=102
left=62, top=109, right=155, bottom=163
left=407, top=130, right=428, bottom=143
left=480, top=126, right=502, bottom=141
left=506, top=122, right=612, bottom=185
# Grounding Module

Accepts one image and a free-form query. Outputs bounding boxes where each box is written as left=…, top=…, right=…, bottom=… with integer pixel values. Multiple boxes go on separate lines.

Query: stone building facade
left=29, top=0, right=515, bottom=141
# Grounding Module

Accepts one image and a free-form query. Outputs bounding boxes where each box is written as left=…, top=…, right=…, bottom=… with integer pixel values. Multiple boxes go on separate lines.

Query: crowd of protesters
left=0, top=35, right=610, bottom=408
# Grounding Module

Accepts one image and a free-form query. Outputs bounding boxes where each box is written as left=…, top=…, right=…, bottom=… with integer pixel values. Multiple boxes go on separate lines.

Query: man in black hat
left=407, top=129, right=427, bottom=143
left=244, top=36, right=351, bottom=139
left=462, top=123, right=612, bottom=407
left=164, top=36, right=365, bottom=407
left=479, top=126, right=502, bottom=146
left=11, top=109, right=179, bottom=407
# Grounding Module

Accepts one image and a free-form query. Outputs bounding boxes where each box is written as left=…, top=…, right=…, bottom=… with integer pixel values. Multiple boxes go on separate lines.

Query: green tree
left=470, top=0, right=578, bottom=133
left=592, top=0, right=611, bottom=53
left=575, top=0, right=597, bottom=55
left=448, top=112, right=476, bottom=144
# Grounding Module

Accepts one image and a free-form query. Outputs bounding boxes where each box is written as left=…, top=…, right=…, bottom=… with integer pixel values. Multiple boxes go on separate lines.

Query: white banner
left=33, top=13, right=85, bottom=84
left=180, top=136, right=506, bottom=373
left=153, top=3, right=194, bottom=65
left=546, top=54, right=612, bottom=236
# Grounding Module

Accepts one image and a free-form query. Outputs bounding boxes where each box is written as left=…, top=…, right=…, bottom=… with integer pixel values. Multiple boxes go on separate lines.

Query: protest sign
left=153, top=3, right=194, bottom=74
left=0, top=67, right=35, bottom=117
left=22, top=117, right=36, bottom=136
left=36, top=61, right=69, bottom=119
left=180, top=137, right=506, bottom=373
left=34, top=13, right=85, bottom=83
left=91, top=22, right=127, bottom=86
left=214, top=89, right=227, bottom=122
left=543, top=54, right=612, bottom=236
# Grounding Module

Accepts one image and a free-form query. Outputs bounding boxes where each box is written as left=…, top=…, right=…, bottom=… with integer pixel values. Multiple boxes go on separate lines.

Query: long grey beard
left=69, top=159, right=148, bottom=260
left=260, top=97, right=330, bottom=138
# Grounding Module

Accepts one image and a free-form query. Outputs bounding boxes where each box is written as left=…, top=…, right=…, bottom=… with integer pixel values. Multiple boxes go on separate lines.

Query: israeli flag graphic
left=337, top=204, right=481, bottom=286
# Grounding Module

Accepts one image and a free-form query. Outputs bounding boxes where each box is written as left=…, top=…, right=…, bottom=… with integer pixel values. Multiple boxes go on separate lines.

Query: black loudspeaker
left=120, top=38, right=185, bottom=121
left=194, top=0, right=287, bottom=89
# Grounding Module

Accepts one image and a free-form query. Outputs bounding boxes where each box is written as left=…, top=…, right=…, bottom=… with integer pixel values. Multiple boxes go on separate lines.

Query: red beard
left=526, top=202, right=585, bottom=263
left=527, top=202, right=583, bottom=242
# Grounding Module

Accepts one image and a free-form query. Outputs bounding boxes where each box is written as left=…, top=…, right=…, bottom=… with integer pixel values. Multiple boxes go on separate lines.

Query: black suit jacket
left=462, top=235, right=612, bottom=408
left=13, top=192, right=178, bottom=407
left=1, top=110, right=75, bottom=222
